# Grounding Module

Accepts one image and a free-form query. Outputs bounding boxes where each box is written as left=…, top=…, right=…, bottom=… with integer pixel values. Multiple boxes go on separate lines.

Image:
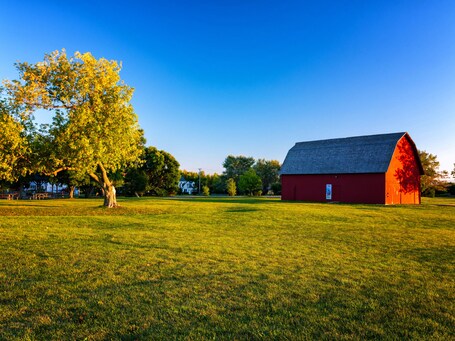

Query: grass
left=0, top=196, right=454, bottom=340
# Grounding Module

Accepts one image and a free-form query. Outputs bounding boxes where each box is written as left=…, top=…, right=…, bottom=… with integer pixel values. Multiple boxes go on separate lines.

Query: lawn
left=0, top=197, right=454, bottom=340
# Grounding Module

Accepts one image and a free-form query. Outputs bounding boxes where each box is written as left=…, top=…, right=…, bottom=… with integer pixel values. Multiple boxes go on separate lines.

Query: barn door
left=326, top=184, right=332, bottom=200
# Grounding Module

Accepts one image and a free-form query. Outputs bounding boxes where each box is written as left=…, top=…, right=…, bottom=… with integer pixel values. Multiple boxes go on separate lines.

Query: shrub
left=271, top=182, right=281, bottom=195
left=226, top=178, right=236, bottom=196
left=238, top=169, right=262, bottom=196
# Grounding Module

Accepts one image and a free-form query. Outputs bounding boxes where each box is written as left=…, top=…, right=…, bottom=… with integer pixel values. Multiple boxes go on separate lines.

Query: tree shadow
left=394, top=140, right=420, bottom=194
left=169, top=196, right=280, bottom=205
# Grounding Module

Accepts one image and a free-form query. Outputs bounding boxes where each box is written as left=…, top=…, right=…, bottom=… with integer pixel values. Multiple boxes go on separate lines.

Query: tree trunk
left=104, top=184, right=118, bottom=208
left=89, top=164, right=119, bottom=208
left=69, top=186, right=75, bottom=199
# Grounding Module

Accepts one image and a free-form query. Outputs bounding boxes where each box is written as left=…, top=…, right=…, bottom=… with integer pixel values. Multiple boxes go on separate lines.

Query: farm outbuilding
left=280, top=132, right=424, bottom=204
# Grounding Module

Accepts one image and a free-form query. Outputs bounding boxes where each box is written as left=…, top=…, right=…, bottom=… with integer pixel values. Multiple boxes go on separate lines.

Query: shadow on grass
left=168, top=196, right=280, bottom=205
left=404, top=246, right=455, bottom=266
left=0, top=204, right=64, bottom=208
left=225, top=208, right=259, bottom=213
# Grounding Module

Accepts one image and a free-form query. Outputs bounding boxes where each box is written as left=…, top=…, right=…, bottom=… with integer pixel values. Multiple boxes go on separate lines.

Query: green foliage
left=418, top=150, right=448, bottom=196
left=0, top=95, right=30, bottom=182
left=222, top=155, right=255, bottom=186
left=238, top=169, right=262, bottom=196
left=180, top=170, right=225, bottom=194
left=202, top=185, right=210, bottom=196
left=271, top=182, right=282, bottom=195
left=0, top=197, right=454, bottom=339
left=123, top=169, right=148, bottom=196
left=226, top=178, right=236, bottom=196
left=126, top=146, right=180, bottom=196
left=4, top=50, right=144, bottom=207
left=253, top=159, right=281, bottom=193
left=180, top=170, right=199, bottom=183
left=208, top=173, right=225, bottom=194
left=221, top=156, right=280, bottom=195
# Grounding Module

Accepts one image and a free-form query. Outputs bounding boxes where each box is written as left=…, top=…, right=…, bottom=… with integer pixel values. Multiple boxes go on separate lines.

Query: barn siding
left=385, top=136, right=421, bottom=204
left=281, top=174, right=386, bottom=204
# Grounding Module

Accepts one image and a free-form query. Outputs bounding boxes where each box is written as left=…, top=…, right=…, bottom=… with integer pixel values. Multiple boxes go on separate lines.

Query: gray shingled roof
left=280, top=132, right=408, bottom=175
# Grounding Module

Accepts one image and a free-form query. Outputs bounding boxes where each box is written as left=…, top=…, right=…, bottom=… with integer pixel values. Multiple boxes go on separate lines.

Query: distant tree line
left=0, top=144, right=180, bottom=198
left=179, top=155, right=281, bottom=196
left=418, top=150, right=454, bottom=197
left=0, top=147, right=283, bottom=198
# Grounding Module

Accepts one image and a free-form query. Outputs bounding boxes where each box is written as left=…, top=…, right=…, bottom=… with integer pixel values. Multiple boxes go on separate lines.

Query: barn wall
left=281, top=174, right=385, bottom=204
left=385, top=136, right=421, bottom=204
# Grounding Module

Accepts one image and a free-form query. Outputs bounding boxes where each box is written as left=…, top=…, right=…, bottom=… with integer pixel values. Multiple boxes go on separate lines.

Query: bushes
left=226, top=178, right=236, bottom=196
left=271, top=182, right=281, bottom=195
left=238, top=170, right=262, bottom=196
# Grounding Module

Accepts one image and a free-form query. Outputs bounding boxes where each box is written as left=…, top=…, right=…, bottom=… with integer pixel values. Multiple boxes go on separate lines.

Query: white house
left=178, top=177, right=197, bottom=194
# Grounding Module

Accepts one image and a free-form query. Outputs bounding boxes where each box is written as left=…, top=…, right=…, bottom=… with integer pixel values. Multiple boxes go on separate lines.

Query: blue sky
left=1, top=1, right=454, bottom=174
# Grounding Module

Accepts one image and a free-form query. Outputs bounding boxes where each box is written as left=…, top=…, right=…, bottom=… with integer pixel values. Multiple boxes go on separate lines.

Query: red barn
left=280, top=132, right=424, bottom=204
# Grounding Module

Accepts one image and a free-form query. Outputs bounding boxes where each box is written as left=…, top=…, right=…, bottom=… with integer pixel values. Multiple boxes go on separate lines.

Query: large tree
left=143, top=146, right=180, bottom=196
left=418, top=150, right=448, bottom=196
left=253, top=159, right=281, bottom=194
left=4, top=50, right=144, bottom=207
left=222, top=155, right=255, bottom=186
left=125, top=146, right=180, bottom=196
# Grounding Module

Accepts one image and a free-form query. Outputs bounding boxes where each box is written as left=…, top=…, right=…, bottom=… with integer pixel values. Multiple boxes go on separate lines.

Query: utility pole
left=198, top=168, right=202, bottom=195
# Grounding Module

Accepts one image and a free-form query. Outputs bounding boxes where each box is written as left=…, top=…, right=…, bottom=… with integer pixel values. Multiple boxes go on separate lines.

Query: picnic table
left=0, top=192, right=20, bottom=200
left=32, top=193, right=50, bottom=200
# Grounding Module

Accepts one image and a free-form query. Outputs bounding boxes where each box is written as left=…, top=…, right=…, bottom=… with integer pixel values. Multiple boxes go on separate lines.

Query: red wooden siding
left=281, top=174, right=386, bottom=204
left=385, top=135, right=421, bottom=204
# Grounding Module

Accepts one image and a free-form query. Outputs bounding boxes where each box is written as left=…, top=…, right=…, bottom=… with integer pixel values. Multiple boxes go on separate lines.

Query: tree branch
left=44, top=167, right=79, bottom=176
left=23, top=100, right=80, bottom=111
left=97, top=163, right=111, bottom=187
left=88, top=172, right=103, bottom=188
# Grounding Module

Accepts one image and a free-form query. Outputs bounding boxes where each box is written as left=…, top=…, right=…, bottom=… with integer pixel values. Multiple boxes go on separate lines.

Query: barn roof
left=280, top=132, right=419, bottom=175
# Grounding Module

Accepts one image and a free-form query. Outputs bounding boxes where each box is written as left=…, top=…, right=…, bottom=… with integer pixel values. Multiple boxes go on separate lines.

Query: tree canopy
left=418, top=150, right=448, bottom=196
left=222, top=155, right=255, bottom=185
left=238, top=169, right=262, bottom=196
left=141, top=146, right=180, bottom=196
left=0, top=96, right=29, bottom=182
left=3, top=50, right=144, bottom=206
left=253, top=159, right=281, bottom=194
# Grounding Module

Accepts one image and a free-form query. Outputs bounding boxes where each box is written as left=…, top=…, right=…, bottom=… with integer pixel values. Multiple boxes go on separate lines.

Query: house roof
left=280, top=132, right=420, bottom=175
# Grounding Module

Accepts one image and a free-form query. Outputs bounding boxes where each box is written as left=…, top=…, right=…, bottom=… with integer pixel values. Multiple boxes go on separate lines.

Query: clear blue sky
left=1, top=1, right=454, bottom=174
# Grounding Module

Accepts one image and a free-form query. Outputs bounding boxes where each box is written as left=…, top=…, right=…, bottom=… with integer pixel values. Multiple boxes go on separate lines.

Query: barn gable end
left=385, top=134, right=423, bottom=204
left=281, top=132, right=423, bottom=204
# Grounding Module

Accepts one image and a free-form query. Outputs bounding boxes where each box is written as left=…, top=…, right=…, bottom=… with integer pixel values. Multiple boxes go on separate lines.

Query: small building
left=280, top=132, right=424, bottom=204
left=178, top=177, right=197, bottom=195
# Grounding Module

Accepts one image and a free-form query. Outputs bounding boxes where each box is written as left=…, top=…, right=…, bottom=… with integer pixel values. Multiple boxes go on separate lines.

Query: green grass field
left=0, top=197, right=454, bottom=340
